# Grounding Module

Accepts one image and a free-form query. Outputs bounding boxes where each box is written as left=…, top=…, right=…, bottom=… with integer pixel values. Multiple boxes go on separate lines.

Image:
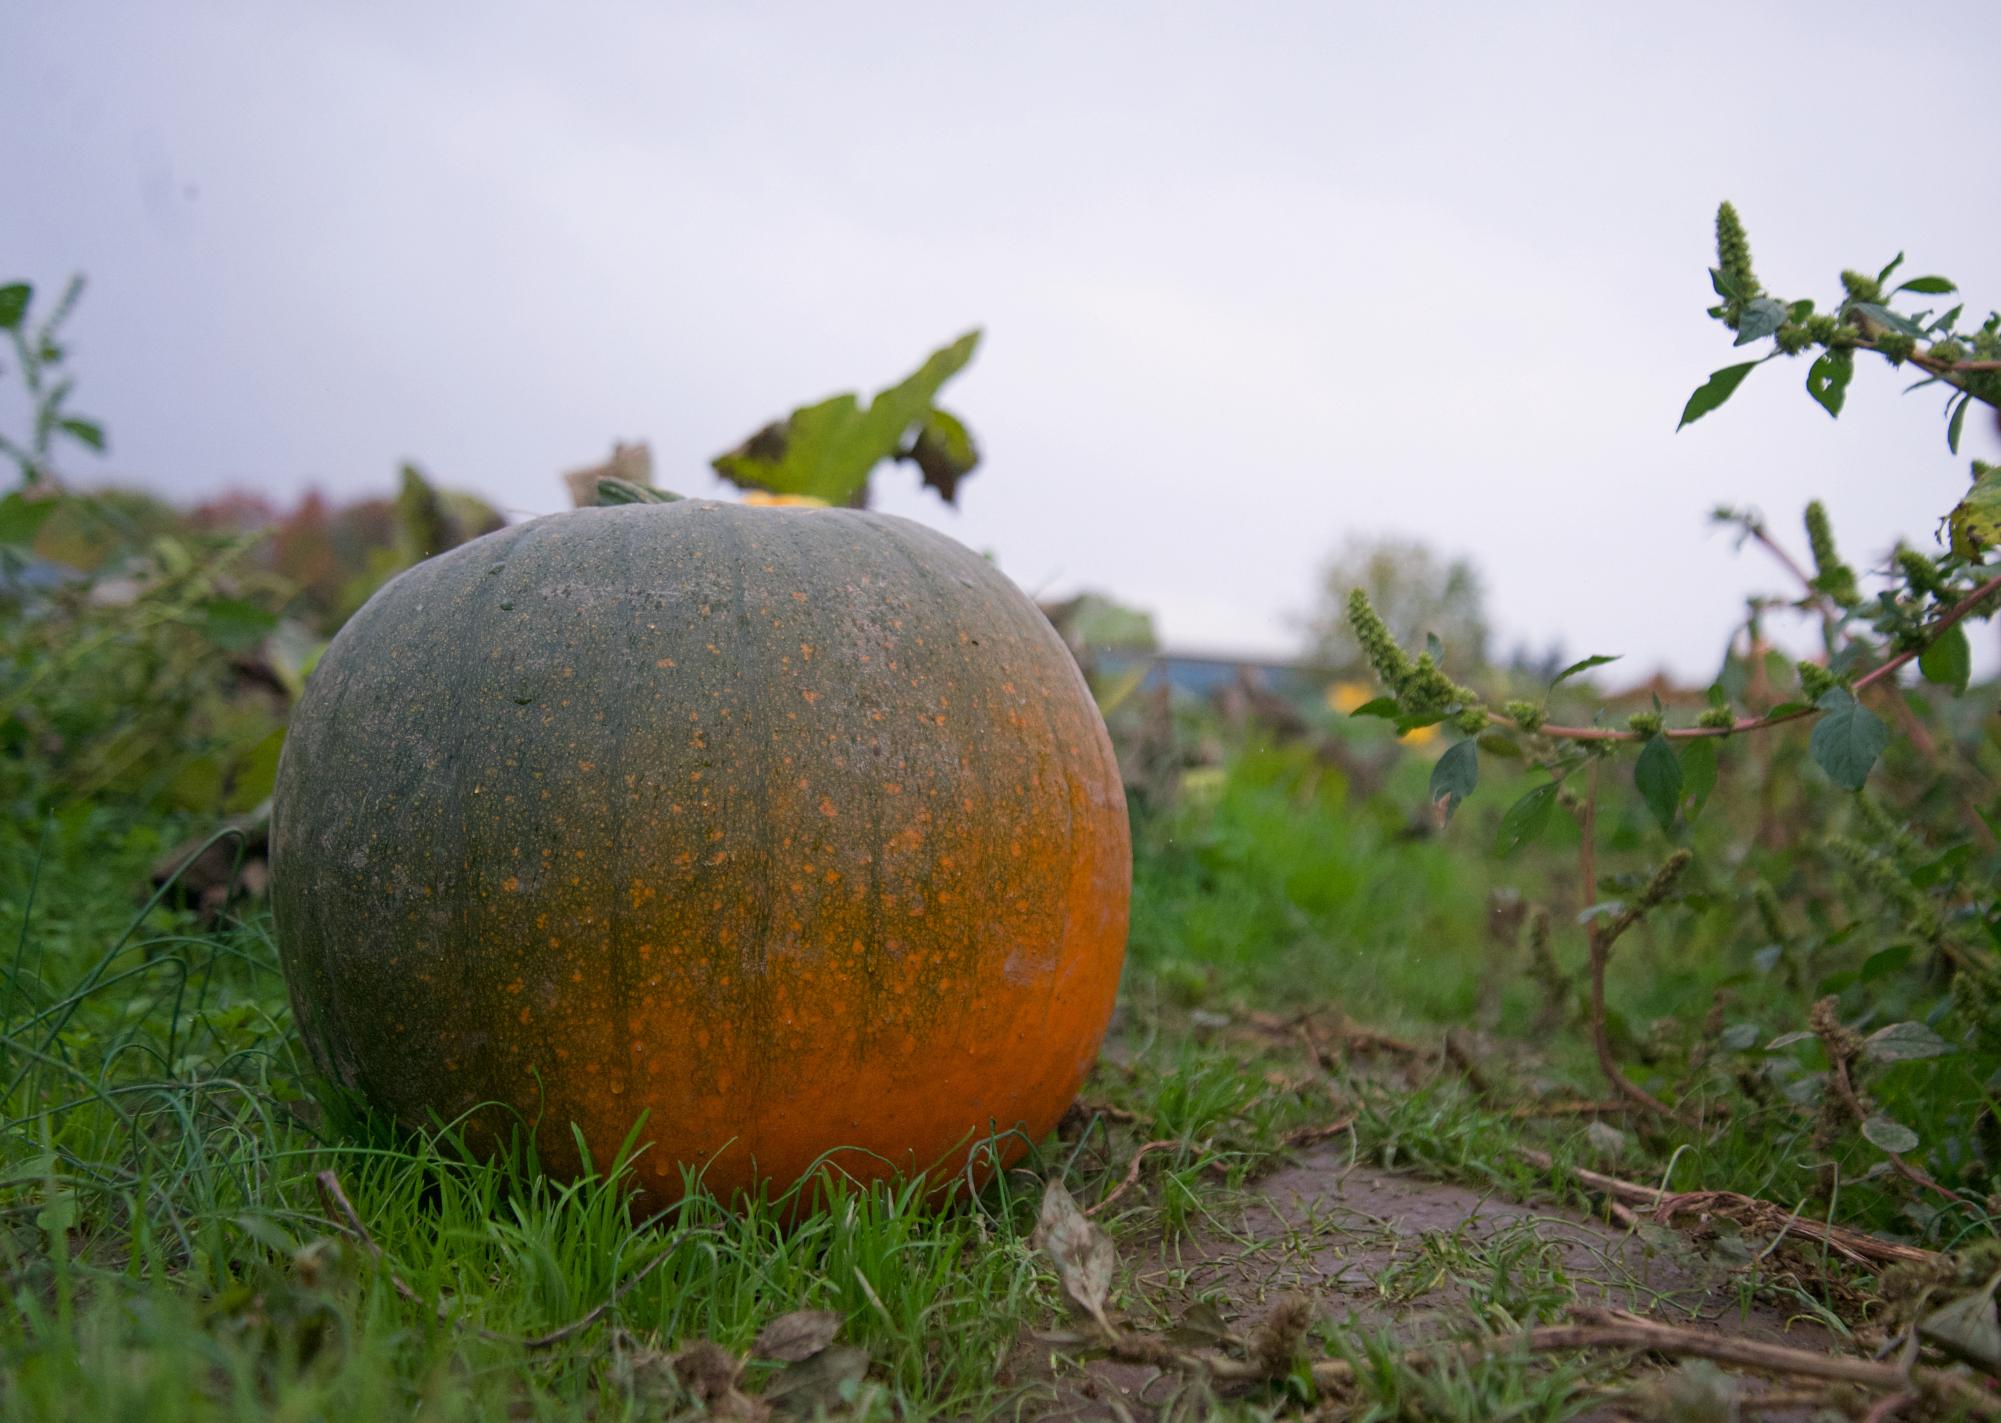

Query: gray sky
left=7, top=1, right=1999, bottom=678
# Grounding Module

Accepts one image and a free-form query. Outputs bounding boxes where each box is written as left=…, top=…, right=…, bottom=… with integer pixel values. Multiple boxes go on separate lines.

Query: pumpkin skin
left=271, top=500, right=1129, bottom=1202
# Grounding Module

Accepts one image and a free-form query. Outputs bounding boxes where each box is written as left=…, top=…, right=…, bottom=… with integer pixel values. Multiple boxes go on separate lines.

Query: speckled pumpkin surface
left=271, top=500, right=1130, bottom=1201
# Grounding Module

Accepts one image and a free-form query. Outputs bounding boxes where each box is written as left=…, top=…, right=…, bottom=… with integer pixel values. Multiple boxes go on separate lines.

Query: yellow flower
left=1326, top=680, right=1435, bottom=744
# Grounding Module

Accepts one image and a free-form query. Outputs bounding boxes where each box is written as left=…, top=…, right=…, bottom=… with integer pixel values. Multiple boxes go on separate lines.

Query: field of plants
left=4, top=211, right=2001, bottom=1421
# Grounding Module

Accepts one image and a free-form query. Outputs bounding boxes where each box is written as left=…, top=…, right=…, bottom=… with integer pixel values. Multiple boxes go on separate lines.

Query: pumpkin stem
left=595, top=477, right=683, bottom=506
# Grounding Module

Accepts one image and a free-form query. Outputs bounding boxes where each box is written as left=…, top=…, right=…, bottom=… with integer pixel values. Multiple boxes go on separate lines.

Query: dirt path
left=1018, top=1151, right=1843, bottom=1420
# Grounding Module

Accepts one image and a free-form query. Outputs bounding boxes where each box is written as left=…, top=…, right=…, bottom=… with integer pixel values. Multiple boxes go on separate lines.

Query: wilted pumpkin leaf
left=712, top=331, right=981, bottom=507
left=904, top=407, right=979, bottom=504
left=1031, top=1177, right=1117, bottom=1336
left=753, top=1309, right=842, bottom=1363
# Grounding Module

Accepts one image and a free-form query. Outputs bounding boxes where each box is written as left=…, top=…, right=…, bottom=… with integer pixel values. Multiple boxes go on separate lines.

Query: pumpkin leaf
left=713, top=331, right=981, bottom=507
left=902, top=406, right=979, bottom=504
left=754, top=1310, right=842, bottom=1363
left=1031, top=1177, right=1116, bottom=1337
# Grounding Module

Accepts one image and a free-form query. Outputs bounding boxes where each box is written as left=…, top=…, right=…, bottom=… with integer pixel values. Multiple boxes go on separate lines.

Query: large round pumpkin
left=270, top=499, right=1129, bottom=1201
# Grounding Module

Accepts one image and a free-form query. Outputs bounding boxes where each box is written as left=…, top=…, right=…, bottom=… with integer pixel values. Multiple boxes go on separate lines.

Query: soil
left=1013, top=1150, right=1847, bottom=1420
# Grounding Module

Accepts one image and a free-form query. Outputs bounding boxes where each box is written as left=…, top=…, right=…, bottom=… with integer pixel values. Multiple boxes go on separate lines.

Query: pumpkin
left=270, top=499, right=1129, bottom=1202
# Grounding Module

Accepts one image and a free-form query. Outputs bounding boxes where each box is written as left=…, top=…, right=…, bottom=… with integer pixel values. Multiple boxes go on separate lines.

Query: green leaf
left=1677, top=362, right=1759, bottom=430
left=1429, top=740, right=1478, bottom=823
left=1863, top=1020, right=1954, bottom=1064
left=227, top=727, right=286, bottom=813
left=1634, top=735, right=1682, bottom=831
left=1679, top=737, right=1719, bottom=823
left=1476, top=732, right=1521, bottom=758
left=1911, top=843, right=1973, bottom=890
left=58, top=416, right=105, bottom=452
left=1786, top=298, right=1814, bottom=323
left=712, top=330, right=981, bottom=506
left=1850, top=301, right=1926, bottom=339
left=1733, top=297, right=1787, bottom=346
left=1948, top=393, right=1970, bottom=455
left=1860, top=944, right=1914, bottom=982
left=1947, top=462, right=2001, bottom=558
left=1861, top=1114, right=1919, bottom=1154
left=1895, top=275, right=1957, bottom=295
left=1551, top=653, right=1620, bottom=688
left=200, top=598, right=280, bottom=652
left=1919, top=623, right=1971, bottom=695
left=1805, top=349, right=1852, bottom=418
left=1347, top=697, right=1399, bottom=720
left=0, top=490, right=59, bottom=545
left=0, top=283, right=28, bottom=331
left=1876, top=252, right=1905, bottom=286
left=1493, top=780, right=1559, bottom=856
left=1809, top=687, right=1888, bottom=791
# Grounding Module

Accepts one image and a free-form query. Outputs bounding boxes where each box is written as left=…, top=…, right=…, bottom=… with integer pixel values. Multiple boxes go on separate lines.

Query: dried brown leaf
left=763, top=1344, right=869, bottom=1416
left=1031, top=1177, right=1117, bottom=1336
left=671, top=1339, right=746, bottom=1406
left=753, top=1309, right=842, bottom=1364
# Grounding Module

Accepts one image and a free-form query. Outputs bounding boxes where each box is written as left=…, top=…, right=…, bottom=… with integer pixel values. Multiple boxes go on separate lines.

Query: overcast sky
left=6, top=1, right=1998, bottom=679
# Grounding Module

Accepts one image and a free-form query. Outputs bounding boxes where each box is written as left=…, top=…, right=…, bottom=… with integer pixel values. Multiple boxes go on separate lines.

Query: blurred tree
left=1304, top=534, right=1489, bottom=674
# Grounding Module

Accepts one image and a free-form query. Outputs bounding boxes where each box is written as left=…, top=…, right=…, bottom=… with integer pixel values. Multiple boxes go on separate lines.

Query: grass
left=2, top=732, right=1996, bottom=1419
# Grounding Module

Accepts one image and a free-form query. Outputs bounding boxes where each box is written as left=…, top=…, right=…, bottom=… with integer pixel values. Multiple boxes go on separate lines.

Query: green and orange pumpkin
left=271, top=499, right=1129, bottom=1201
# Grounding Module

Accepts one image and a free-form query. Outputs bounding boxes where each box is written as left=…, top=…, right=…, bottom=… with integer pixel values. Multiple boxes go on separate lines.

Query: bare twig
left=1087, top=1139, right=1183, bottom=1218
left=1515, top=1149, right=1941, bottom=1268
left=1098, top=1305, right=1998, bottom=1411
left=1280, top=1115, right=1358, bottom=1150
left=1505, top=1099, right=1635, bottom=1120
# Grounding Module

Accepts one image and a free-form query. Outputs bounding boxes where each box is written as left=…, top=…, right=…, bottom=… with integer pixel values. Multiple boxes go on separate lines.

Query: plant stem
left=1518, top=570, right=2001, bottom=744
left=1577, top=760, right=1675, bottom=1118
